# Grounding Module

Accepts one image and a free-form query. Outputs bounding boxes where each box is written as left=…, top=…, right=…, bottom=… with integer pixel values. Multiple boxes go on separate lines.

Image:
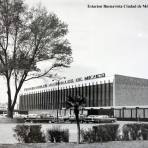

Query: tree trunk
left=74, top=107, right=80, bottom=144
left=7, top=107, right=13, bottom=118
left=6, top=77, right=13, bottom=118
left=76, top=117, right=80, bottom=144
left=7, top=76, right=25, bottom=119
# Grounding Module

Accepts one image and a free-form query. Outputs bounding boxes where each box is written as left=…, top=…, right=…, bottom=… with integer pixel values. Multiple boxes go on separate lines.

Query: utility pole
left=57, top=80, right=60, bottom=122
left=52, top=77, right=65, bottom=122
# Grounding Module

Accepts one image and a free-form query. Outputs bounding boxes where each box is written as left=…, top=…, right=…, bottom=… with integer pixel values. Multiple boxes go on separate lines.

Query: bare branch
left=14, top=71, right=18, bottom=90
left=12, top=72, right=28, bottom=109
left=0, top=42, right=5, bottom=51
left=25, top=65, right=54, bottom=81
left=0, top=54, right=5, bottom=65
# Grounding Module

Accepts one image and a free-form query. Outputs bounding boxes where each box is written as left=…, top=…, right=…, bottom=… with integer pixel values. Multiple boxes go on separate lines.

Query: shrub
left=122, top=123, right=148, bottom=141
left=47, top=126, right=69, bottom=143
left=122, top=123, right=142, bottom=140
left=81, top=124, right=119, bottom=143
left=93, top=124, right=119, bottom=142
left=81, top=128, right=96, bottom=143
left=141, top=124, right=148, bottom=140
left=13, top=125, right=46, bottom=143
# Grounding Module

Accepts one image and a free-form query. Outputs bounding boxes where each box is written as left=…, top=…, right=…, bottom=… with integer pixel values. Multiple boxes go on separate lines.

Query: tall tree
left=66, top=95, right=86, bottom=144
left=0, top=0, right=72, bottom=118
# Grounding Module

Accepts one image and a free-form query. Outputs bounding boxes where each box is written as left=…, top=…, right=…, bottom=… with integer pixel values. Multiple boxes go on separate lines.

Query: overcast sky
left=1, top=0, right=148, bottom=102
left=23, top=0, right=148, bottom=78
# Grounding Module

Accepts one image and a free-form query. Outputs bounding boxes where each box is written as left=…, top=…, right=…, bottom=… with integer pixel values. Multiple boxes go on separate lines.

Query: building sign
left=24, top=73, right=105, bottom=91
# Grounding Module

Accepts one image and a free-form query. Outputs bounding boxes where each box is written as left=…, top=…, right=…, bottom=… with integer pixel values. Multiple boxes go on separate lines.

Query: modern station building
left=19, top=73, right=148, bottom=120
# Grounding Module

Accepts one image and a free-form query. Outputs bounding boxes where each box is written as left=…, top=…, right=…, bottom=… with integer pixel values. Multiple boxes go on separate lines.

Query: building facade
left=19, top=74, right=148, bottom=120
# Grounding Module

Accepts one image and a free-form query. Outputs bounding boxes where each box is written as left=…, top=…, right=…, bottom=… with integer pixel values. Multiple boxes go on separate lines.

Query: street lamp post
left=57, top=80, right=60, bottom=122
left=52, top=77, right=65, bottom=122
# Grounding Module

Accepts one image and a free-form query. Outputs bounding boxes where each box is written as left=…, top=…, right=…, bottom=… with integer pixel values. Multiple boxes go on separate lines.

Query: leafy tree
left=0, top=0, right=72, bottom=118
left=66, top=95, right=86, bottom=144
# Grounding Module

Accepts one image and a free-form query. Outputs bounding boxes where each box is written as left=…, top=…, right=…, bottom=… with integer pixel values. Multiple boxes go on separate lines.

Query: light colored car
left=0, top=114, right=7, bottom=118
left=84, top=115, right=116, bottom=123
left=95, top=115, right=116, bottom=123
left=20, top=114, right=28, bottom=118
left=13, top=114, right=28, bottom=119
left=27, top=114, right=39, bottom=118
left=84, top=115, right=96, bottom=123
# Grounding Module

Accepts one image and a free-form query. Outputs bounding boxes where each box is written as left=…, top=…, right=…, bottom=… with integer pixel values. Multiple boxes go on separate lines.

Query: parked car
left=84, top=115, right=96, bottom=123
left=68, top=115, right=76, bottom=123
left=94, top=115, right=116, bottom=123
left=0, top=114, right=7, bottom=118
left=68, top=114, right=87, bottom=123
left=79, top=114, right=87, bottom=123
left=58, top=115, right=69, bottom=122
left=40, top=114, right=50, bottom=119
left=84, top=115, right=116, bottom=123
left=27, top=114, right=39, bottom=119
left=13, top=114, right=28, bottom=119
left=48, top=117, right=55, bottom=123
left=39, top=114, right=55, bottom=123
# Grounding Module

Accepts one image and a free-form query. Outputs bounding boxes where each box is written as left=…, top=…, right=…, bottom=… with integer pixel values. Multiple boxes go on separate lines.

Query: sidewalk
left=0, top=141, right=148, bottom=148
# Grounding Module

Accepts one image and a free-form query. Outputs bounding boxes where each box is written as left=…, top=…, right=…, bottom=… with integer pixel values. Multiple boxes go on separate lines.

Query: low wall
left=0, top=118, right=24, bottom=123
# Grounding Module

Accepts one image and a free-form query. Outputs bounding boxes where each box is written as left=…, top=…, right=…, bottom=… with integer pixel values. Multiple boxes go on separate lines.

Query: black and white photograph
left=0, top=0, right=148, bottom=147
